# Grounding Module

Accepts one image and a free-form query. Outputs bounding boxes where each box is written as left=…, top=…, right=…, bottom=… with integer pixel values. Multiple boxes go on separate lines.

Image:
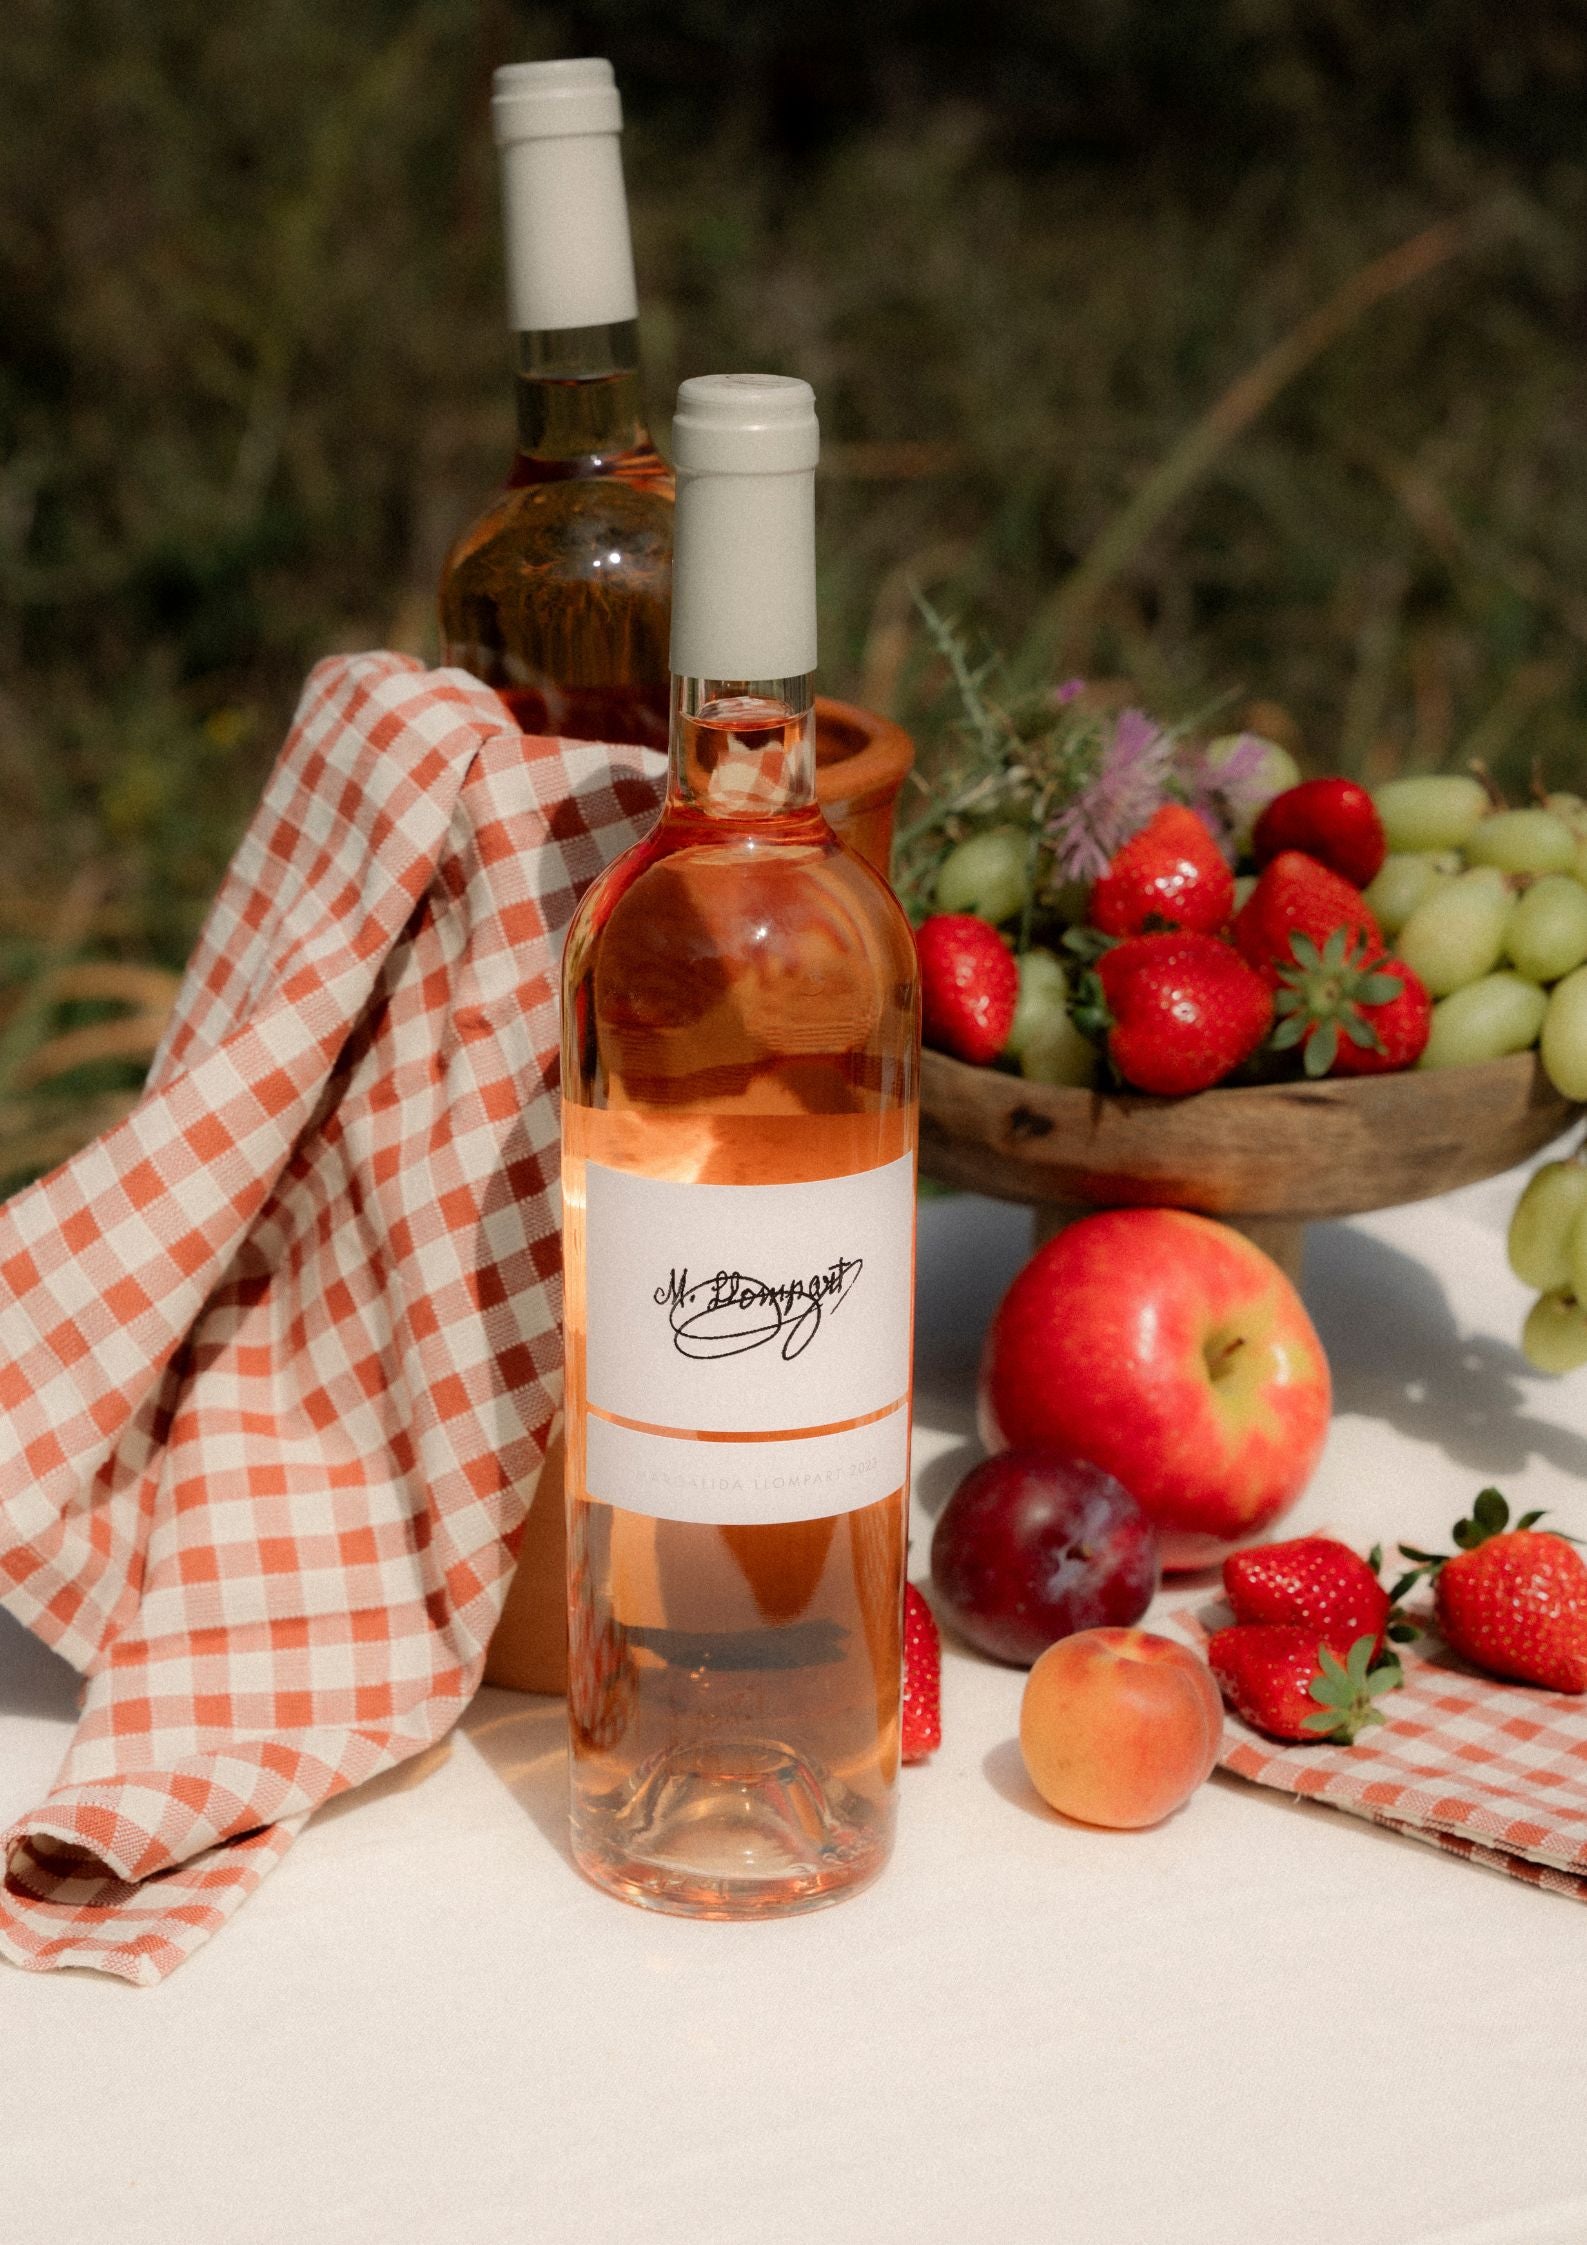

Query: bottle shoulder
left=566, top=815, right=920, bottom=988
left=563, top=814, right=920, bottom=1116
left=442, top=475, right=674, bottom=592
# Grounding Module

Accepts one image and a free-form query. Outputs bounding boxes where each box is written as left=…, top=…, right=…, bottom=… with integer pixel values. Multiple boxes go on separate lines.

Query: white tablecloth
left=4, top=1173, right=1587, bottom=2245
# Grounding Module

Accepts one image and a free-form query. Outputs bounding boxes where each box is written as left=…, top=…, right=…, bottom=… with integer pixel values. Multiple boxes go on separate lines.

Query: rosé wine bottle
left=560, top=374, right=920, bottom=1916
left=439, top=59, right=672, bottom=752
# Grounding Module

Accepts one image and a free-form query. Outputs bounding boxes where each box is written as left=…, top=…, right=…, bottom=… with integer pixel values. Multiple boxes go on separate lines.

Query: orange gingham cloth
left=0, top=651, right=662, bottom=1983
left=1175, top=1600, right=1587, bottom=1900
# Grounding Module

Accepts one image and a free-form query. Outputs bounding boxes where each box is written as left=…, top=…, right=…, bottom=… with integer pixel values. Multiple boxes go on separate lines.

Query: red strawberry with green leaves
left=1270, top=933, right=1432, bottom=1077
left=1396, top=1488, right=1587, bottom=1693
left=1089, top=804, right=1234, bottom=940
left=1233, top=850, right=1383, bottom=988
left=902, top=1583, right=942, bottom=1761
left=1224, top=1536, right=1391, bottom=1661
left=1208, top=1624, right=1401, bottom=1744
left=1082, top=930, right=1271, bottom=1096
left=1254, top=778, right=1387, bottom=889
left=917, top=914, right=1018, bottom=1065
left=1327, top=954, right=1431, bottom=1077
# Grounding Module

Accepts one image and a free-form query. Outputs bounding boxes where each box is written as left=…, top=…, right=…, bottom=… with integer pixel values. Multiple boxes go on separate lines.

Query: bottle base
left=570, top=1739, right=891, bottom=1920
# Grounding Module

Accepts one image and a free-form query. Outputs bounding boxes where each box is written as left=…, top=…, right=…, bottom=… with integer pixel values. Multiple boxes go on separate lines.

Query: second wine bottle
left=560, top=373, right=921, bottom=1918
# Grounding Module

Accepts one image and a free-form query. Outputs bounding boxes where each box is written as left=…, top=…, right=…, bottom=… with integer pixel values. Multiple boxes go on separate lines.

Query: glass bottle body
left=440, top=321, right=673, bottom=751
left=560, top=682, right=920, bottom=1916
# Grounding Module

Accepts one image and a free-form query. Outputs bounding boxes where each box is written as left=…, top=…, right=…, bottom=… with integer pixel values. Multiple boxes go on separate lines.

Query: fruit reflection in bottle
left=439, top=58, right=672, bottom=750
left=560, top=374, right=920, bottom=1916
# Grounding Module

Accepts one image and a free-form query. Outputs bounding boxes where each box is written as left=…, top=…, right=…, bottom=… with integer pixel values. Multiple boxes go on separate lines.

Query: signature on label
left=654, top=1257, right=863, bottom=1362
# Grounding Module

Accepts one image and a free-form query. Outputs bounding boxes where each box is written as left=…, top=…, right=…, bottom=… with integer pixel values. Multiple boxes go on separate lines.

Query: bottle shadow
left=1303, top=1221, right=1587, bottom=1484
left=457, top=1687, right=579, bottom=1871
left=910, top=1435, right=980, bottom=1523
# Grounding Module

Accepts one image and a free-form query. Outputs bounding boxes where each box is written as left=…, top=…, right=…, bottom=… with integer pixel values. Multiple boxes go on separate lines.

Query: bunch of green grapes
left=1508, top=1158, right=1587, bottom=1373
left=1370, top=776, right=1587, bottom=1371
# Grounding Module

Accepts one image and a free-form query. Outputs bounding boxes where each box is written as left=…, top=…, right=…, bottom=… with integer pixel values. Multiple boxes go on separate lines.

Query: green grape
left=1541, top=965, right=1587, bottom=1100
left=1464, top=807, right=1578, bottom=875
left=1003, top=948, right=1067, bottom=1059
left=1205, top=734, right=1301, bottom=852
left=1508, top=1160, right=1587, bottom=1290
left=1567, top=1196, right=1587, bottom=1308
left=1419, top=973, right=1546, bottom=1069
left=1544, top=799, right=1587, bottom=848
left=1363, top=851, right=1457, bottom=938
left=1398, top=867, right=1513, bottom=997
left=1575, top=835, right=1587, bottom=890
left=1507, top=874, right=1587, bottom=984
left=1372, top=773, right=1488, bottom=853
left=1521, top=1291, right=1587, bottom=1375
left=936, top=825, right=1030, bottom=924
left=1020, top=1011, right=1099, bottom=1088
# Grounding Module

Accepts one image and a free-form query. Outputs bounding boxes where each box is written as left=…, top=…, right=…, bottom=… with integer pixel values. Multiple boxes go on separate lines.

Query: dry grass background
left=5, top=0, right=1587, bottom=1183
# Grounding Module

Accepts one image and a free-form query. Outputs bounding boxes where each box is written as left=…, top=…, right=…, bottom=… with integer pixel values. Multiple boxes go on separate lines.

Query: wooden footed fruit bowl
left=918, top=1049, right=1581, bottom=1281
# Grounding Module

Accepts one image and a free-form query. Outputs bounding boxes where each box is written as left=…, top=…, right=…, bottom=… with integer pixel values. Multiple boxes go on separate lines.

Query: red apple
left=978, top=1209, right=1330, bottom=1571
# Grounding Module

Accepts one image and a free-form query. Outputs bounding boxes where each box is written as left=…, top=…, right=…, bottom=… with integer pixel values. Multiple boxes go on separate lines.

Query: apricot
left=1018, top=1627, right=1223, bottom=1830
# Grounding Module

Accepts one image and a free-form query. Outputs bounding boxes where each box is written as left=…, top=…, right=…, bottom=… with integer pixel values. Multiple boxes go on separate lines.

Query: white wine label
left=582, top=1152, right=914, bottom=1525
left=585, top=1409, right=910, bottom=1528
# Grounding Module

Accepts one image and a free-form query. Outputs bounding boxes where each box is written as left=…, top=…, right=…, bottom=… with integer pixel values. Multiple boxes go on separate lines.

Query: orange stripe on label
left=584, top=1396, right=909, bottom=1445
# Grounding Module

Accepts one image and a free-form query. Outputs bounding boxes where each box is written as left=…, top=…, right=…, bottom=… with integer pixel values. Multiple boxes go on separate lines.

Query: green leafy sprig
left=894, top=596, right=1230, bottom=946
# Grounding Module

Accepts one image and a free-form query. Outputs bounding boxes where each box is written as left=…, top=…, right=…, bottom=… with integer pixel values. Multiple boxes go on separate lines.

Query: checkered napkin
left=1175, top=1601, right=1587, bottom=1899
left=0, top=651, right=661, bottom=1983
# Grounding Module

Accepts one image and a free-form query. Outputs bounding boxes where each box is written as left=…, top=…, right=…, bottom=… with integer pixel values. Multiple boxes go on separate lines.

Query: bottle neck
left=668, top=677, right=817, bottom=818
left=514, top=319, right=649, bottom=471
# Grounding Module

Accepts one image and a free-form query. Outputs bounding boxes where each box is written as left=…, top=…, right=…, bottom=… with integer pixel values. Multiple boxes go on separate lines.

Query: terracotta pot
left=813, top=695, right=915, bottom=875
left=483, top=1430, right=568, bottom=1695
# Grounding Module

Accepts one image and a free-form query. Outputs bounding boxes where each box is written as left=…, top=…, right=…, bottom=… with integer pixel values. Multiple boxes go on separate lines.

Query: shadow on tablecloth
left=0, top=1607, right=79, bottom=1725
left=1303, top=1221, right=1587, bottom=1486
left=459, top=1689, right=578, bottom=1870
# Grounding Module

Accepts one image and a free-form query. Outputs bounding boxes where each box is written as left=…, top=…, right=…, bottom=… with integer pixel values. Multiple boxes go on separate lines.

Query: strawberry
left=1253, top=777, right=1387, bottom=889
left=1327, top=954, right=1432, bottom=1076
left=1086, top=931, right=1272, bottom=1096
left=916, top=913, right=1018, bottom=1065
left=1397, top=1488, right=1587, bottom=1693
left=1270, top=932, right=1432, bottom=1078
left=1088, top=804, right=1234, bottom=940
left=1223, top=1536, right=1390, bottom=1660
left=902, top=1583, right=942, bottom=1761
left=1208, top=1624, right=1400, bottom=1744
left=1233, top=850, right=1383, bottom=988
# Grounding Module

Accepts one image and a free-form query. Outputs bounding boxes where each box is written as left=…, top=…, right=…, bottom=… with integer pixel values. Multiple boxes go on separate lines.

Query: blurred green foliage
left=4, top=0, right=1587, bottom=989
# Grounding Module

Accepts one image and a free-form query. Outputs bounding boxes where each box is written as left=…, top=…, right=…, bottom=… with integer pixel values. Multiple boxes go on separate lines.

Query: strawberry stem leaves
left=1457, top=1486, right=1513, bottom=1547
left=1301, top=1633, right=1403, bottom=1741
left=1271, top=928, right=1404, bottom=1080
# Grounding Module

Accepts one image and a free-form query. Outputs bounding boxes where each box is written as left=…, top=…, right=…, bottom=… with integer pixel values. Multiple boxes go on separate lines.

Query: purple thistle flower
left=1050, top=677, right=1087, bottom=707
left=1046, top=707, right=1173, bottom=883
